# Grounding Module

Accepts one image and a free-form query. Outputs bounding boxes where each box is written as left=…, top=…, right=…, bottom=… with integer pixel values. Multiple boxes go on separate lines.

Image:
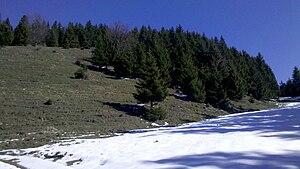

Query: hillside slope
left=0, top=46, right=276, bottom=150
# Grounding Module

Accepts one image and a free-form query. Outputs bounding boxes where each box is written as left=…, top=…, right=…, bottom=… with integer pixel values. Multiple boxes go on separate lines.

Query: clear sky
left=1, top=0, right=299, bottom=83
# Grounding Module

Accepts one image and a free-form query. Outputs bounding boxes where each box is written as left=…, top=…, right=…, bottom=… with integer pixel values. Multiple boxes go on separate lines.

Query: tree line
left=0, top=15, right=279, bottom=111
left=280, top=67, right=300, bottom=97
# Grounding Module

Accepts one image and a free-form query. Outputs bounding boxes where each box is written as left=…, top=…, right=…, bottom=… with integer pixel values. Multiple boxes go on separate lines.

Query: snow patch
left=1, top=105, right=300, bottom=168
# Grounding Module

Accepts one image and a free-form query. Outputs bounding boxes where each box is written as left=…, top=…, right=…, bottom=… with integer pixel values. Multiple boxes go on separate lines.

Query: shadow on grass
left=144, top=151, right=300, bottom=169
left=103, top=102, right=146, bottom=118
left=226, top=104, right=260, bottom=113
left=75, top=58, right=116, bottom=77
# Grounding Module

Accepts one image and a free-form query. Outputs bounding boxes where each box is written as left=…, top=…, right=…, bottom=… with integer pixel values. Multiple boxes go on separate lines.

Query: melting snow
left=1, top=104, right=300, bottom=169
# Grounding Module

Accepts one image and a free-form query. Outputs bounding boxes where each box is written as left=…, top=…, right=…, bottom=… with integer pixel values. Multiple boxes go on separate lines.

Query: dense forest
left=0, top=15, right=280, bottom=111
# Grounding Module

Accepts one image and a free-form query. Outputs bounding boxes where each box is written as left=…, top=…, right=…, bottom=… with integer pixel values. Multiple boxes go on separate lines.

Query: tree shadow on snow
left=144, top=151, right=300, bottom=169
left=158, top=106, right=300, bottom=141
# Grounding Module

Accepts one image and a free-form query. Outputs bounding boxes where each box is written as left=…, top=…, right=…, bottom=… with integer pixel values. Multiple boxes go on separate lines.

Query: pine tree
left=292, top=66, right=300, bottom=96
left=190, top=76, right=206, bottom=102
left=134, top=52, right=168, bottom=108
left=225, top=48, right=246, bottom=100
left=285, top=78, right=294, bottom=96
left=279, top=81, right=287, bottom=97
left=225, top=62, right=246, bottom=100
left=74, top=23, right=88, bottom=48
left=85, top=20, right=95, bottom=48
left=46, top=22, right=58, bottom=47
left=62, top=23, right=79, bottom=49
left=133, top=43, right=147, bottom=77
left=0, top=18, right=13, bottom=46
left=177, top=53, right=205, bottom=102
left=57, top=22, right=64, bottom=47
left=150, top=30, right=172, bottom=84
left=113, top=50, right=136, bottom=77
left=92, top=33, right=115, bottom=68
left=252, top=53, right=279, bottom=99
left=13, top=15, right=30, bottom=46
left=204, top=43, right=228, bottom=107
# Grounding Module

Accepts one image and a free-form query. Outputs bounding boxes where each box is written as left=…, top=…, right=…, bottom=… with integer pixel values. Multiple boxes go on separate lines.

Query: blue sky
left=1, top=0, right=299, bottom=83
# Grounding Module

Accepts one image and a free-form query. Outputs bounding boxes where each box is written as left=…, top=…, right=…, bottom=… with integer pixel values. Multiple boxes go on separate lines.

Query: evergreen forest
left=0, top=15, right=280, bottom=110
left=280, top=66, right=300, bottom=97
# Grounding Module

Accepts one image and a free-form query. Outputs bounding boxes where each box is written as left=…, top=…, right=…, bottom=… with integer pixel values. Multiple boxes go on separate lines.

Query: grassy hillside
left=0, top=46, right=277, bottom=150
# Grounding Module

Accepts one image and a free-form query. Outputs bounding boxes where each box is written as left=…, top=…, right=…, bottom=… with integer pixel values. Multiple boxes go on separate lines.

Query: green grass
left=0, top=46, right=277, bottom=150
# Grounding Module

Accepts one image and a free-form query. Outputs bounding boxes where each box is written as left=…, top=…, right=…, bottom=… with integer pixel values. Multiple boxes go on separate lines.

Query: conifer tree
left=57, top=22, right=64, bottom=47
left=134, top=52, right=168, bottom=108
left=113, top=51, right=136, bottom=77
left=0, top=18, right=13, bottom=46
left=177, top=53, right=205, bottom=102
left=150, top=30, right=172, bottom=84
left=85, top=20, right=95, bottom=48
left=204, top=43, right=228, bottom=107
left=252, top=53, right=279, bottom=99
left=285, top=78, right=294, bottom=96
left=74, top=23, right=88, bottom=48
left=292, top=66, right=300, bottom=96
left=46, top=22, right=58, bottom=47
left=225, top=62, right=246, bottom=100
left=133, top=43, right=147, bottom=76
left=62, top=23, right=79, bottom=48
left=225, top=48, right=247, bottom=100
left=13, top=15, right=30, bottom=46
left=92, top=32, right=115, bottom=68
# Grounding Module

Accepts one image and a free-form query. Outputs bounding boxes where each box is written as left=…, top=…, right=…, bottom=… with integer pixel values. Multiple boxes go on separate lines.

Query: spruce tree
left=62, top=23, right=79, bottom=48
left=46, top=22, right=58, bottom=47
left=57, top=22, right=64, bottom=47
left=85, top=20, right=95, bottom=48
left=13, top=15, right=30, bottom=46
left=252, top=53, right=279, bottom=99
left=92, top=33, right=115, bottom=68
left=0, top=18, right=13, bottom=46
left=292, top=66, right=300, bottom=96
left=74, top=23, right=88, bottom=48
left=225, top=48, right=247, bottom=100
left=113, top=51, right=136, bottom=77
left=177, top=53, right=205, bottom=102
left=204, top=43, right=228, bottom=107
left=134, top=52, right=168, bottom=108
left=225, top=62, right=246, bottom=100
left=150, top=30, right=172, bottom=84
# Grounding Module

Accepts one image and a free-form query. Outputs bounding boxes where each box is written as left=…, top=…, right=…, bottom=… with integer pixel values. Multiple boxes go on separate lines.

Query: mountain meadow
left=0, top=16, right=280, bottom=150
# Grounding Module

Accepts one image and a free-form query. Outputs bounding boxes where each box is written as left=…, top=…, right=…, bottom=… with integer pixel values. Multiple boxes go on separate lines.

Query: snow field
left=1, top=103, right=300, bottom=169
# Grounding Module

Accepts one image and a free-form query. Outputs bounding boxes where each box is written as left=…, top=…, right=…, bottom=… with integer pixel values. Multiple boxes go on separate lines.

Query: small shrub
left=145, top=107, right=167, bottom=121
left=75, top=60, right=81, bottom=66
left=74, top=65, right=88, bottom=79
left=44, top=99, right=53, bottom=105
